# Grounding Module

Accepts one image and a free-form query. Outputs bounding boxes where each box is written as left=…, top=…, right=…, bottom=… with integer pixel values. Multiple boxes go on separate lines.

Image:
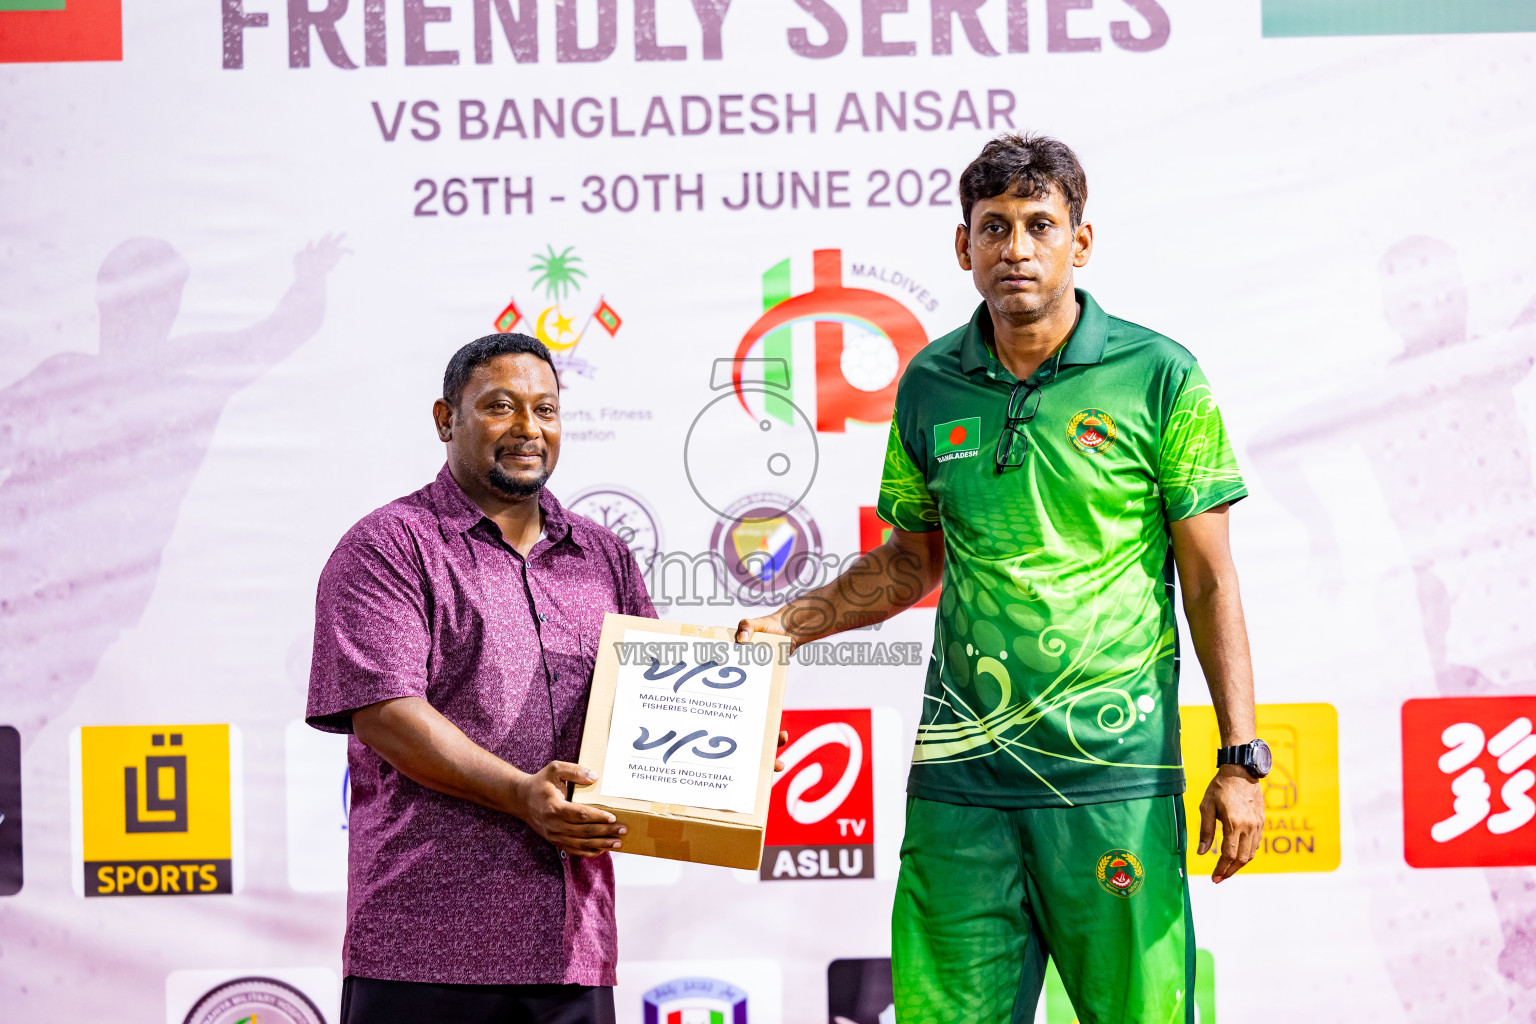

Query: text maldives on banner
left=71, top=724, right=243, bottom=896
left=1180, top=704, right=1340, bottom=873
left=1403, top=696, right=1536, bottom=868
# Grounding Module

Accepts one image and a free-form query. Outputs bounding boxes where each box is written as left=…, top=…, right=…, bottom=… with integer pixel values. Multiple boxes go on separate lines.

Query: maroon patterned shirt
left=306, top=465, right=655, bottom=986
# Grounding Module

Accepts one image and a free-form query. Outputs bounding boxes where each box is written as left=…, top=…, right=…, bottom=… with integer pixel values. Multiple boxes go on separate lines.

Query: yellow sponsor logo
left=1180, top=703, right=1340, bottom=873
left=71, top=724, right=239, bottom=897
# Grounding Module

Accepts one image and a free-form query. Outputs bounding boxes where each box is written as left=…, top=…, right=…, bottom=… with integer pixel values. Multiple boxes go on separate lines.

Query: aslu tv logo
left=730, top=249, right=928, bottom=433
left=492, top=244, right=621, bottom=383
left=761, top=708, right=874, bottom=880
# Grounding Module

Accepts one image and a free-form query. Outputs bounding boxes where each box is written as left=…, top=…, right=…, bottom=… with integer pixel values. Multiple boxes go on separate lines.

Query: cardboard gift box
left=572, top=613, right=790, bottom=870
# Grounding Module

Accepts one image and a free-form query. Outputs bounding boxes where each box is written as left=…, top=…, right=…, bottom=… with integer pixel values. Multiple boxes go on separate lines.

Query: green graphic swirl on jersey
left=879, top=344, right=1247, bottom=807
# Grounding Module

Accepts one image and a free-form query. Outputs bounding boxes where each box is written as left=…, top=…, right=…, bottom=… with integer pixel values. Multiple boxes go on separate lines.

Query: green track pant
left=892, top=794, right=1195, bottom=1024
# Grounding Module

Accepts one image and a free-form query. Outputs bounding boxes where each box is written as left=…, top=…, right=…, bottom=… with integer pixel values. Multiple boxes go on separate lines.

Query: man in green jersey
left=737, top=134, right=1268, bottom=1024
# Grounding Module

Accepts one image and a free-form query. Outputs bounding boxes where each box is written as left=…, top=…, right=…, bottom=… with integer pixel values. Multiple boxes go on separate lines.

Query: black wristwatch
left=1216, top=739, right=1272, bottom=779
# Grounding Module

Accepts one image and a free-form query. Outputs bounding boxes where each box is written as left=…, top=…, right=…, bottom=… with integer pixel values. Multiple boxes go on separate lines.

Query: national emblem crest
left=1096, top=848, right=1145, bottom=897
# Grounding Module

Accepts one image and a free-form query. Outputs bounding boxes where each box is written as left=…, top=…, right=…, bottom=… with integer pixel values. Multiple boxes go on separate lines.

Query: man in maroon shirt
left=307, top=333, right=648, bottom=1023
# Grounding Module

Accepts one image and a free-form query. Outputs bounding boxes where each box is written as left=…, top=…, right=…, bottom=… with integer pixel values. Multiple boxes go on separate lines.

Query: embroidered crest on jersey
left=1096, top=848, right=1145, bottom=897
left=1068, top=408, right=1119, bottom=455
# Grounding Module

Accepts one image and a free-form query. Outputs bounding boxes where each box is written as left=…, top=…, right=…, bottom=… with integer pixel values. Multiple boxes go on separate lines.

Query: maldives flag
left=494, top=299, right=522, bottom=332
left=594, top=299, right=622, bottom=336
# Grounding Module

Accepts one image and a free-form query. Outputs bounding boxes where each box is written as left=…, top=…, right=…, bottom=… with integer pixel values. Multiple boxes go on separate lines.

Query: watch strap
left=1216, top=743, right=1250, bottom=768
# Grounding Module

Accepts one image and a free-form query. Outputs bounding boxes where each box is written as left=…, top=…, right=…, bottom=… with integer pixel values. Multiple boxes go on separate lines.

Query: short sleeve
left=619, top=545, right=659, bottom=620
left=305, top=534, right=432, bottom=733
left=876, top=411, right=941, bottom=532
left=1158, top=363, right=1249, bottom=521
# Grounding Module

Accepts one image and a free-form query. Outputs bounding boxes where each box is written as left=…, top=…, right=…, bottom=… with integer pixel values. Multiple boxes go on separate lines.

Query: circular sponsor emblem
left=1096, top=849, right=1145, bottom=897
left=1067, top=408, right=1118, bottom=455
left=182, top=977, right=326, bottom=1024
left=710, top=493, right=822, bottom=605
left=568, top=487, right=663, bottom=573
left=685, top=389, right=819, bottom=520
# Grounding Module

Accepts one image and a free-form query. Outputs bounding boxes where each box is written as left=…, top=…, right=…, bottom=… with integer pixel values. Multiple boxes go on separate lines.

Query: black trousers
left=340, top=976, right=616, bottom=1024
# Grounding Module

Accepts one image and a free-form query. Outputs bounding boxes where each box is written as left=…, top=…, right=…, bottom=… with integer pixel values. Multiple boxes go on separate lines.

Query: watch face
left=1251, top=739, right=1274, bottom=776
left=568, top=488, right=662, bottom=573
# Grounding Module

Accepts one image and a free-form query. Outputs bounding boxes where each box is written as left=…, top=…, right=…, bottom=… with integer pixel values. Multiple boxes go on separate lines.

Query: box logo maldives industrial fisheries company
left=491, top=244, right=622, bottom=383
left=730, top=249, right=929, bottom=434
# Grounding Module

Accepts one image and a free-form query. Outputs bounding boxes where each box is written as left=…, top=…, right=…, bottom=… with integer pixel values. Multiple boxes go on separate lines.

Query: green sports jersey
left=878, top=289, right=1247, bottom=808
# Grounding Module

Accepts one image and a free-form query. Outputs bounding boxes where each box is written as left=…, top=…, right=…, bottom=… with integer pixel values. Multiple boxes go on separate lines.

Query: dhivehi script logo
left=182, top=976, right=326, bottom=1024
left=643, top=976, right=749, bottom=1024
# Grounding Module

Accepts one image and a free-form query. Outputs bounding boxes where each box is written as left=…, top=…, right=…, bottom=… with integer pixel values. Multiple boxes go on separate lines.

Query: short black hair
left=958, top=133, right=1088, bottom=229
left=442, top=333, right=559, bottom=407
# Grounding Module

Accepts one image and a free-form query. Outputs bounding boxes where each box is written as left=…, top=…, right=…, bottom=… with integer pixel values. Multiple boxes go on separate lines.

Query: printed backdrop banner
left=2, top=1, right=1536, bottom=1021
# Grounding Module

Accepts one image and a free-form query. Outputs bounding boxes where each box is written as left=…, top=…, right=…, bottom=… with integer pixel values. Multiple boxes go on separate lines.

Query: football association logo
left=1068, top=409, right=1118, bottom=455
left=1096, top=848, right=1145, bottom=897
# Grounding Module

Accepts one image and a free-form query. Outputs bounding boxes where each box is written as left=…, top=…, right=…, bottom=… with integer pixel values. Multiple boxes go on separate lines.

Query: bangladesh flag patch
left=933, top=416, right=981, bottom=462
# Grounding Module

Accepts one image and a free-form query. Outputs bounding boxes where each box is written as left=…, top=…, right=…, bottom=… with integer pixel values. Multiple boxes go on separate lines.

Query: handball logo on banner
left=762, top=709, right=874, bottom=881
left=0, top=0, right=121, bottom=63
left=730, top=249, right=928, bottom=434
left=492, top=245, right=622, bottom=383
left=1181, top=703, right=1339, bottom=873
left=72, top=724, right=241, bottom=896
left=643, top=976, right=749, bottom=1024
left=1403, top=696, right=1536, bottom=868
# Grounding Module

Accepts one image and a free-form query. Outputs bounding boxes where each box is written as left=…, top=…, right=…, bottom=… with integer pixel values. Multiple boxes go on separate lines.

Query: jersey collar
left=960, top=288, right=1109, bottom=379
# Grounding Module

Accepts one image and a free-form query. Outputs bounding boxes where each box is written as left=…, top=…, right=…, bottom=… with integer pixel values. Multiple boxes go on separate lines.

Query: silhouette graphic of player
left=1253, top=235, right=1536, bottom=692
left=1252, top=236, right=1536, bottom=1022
left=0, top=234, right=347, bottom=743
